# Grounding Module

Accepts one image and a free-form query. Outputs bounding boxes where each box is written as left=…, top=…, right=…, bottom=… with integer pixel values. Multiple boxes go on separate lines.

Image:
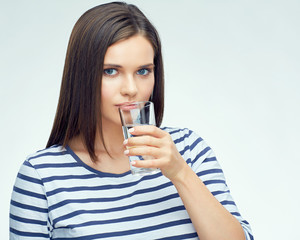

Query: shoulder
left=161, top=126, right=195, bottom=138
left=161, top=126, right=207, bottom=152
left=161, top=126, right=203, bottom=144
left=17, top=145, right=78, bottom=181
left=24, top=145, right=71, bottom=168
left=161, top=126, right=214, bottom=165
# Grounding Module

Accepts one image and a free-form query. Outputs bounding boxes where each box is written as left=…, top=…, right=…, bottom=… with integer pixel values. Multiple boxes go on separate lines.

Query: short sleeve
left=10, top=160, right=51, bottom=239
left=186, top=130, right=254, bottom=240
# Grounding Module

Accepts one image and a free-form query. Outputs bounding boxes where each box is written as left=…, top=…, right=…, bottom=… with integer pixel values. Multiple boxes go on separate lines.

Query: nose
left=120, top=74, right=138, bottom=98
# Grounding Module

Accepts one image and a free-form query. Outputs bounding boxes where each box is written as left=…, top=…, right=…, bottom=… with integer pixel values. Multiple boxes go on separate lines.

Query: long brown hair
left=46, top=2, right=164, bottom=161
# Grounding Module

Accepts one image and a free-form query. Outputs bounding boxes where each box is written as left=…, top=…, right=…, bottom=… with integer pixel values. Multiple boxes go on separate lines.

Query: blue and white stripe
left=10, top=127, right=253, bottom=239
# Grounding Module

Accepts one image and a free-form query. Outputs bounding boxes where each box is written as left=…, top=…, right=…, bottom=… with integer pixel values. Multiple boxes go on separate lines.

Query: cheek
left=101, top=82, right=116, bottom=100
left=101, top=85, right=114, bottom=109
left=101, top=88, right=109, bottom=100
left=147, top=80, right=155, bottom=97
left=141, top=79, right=155, bottom=99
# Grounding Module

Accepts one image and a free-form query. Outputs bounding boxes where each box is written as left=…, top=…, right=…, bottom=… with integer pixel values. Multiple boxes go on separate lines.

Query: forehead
left=104, top=35, right=154, bottom=65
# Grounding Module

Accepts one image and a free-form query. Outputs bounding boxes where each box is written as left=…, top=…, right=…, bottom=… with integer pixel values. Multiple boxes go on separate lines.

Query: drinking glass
left=119, top=101, right=160, bottom=175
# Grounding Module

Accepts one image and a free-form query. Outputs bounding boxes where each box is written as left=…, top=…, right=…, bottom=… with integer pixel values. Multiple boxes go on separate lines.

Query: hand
left=123, top=125, right=188, bottom=181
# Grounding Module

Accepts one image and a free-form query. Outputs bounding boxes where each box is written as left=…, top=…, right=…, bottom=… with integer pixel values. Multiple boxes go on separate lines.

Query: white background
left=1, top=0, right=299, bottom=239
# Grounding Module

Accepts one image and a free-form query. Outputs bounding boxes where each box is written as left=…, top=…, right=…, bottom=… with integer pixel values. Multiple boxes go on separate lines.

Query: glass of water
left=119, top=101, right=160, bottom=176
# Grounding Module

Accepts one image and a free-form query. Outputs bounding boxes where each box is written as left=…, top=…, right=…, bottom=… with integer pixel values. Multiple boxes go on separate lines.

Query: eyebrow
left=140, top=63, right=155, bottom=68
left=103, top=63, right=155, bottom=68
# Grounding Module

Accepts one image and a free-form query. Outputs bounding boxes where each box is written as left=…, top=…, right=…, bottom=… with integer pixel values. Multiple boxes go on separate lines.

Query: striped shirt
left=10, top=127, right=253, bottom=239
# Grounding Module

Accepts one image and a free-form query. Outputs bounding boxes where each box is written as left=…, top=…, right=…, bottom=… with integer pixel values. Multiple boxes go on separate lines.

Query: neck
left=69, top=120, right=125, bottom=158
left=95, top=120, right=125, bottom=156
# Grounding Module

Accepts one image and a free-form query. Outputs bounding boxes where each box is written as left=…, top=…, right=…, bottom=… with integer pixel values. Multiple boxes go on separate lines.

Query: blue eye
left=137, top=68, right=150, bottom=76
left=104, top=68, right=117, bottom=76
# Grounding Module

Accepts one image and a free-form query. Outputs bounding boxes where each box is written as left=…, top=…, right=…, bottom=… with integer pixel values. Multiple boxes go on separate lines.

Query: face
left=101, top=35, right=155, bottom=127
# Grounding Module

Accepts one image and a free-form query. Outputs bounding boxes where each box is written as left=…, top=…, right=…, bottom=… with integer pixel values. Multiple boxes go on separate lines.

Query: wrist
left=170, top=162, right=193, bottom=185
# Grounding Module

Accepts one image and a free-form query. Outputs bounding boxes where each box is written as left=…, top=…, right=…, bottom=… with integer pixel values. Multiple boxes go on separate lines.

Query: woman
left=10, top=2, right=253, bottom=239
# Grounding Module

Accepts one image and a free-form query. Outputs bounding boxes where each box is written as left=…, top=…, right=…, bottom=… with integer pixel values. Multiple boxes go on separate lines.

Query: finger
left=124, top=135, right=161, bottom=148
left=129, top=125, right=166, bottom=138
left=131, top=159, right=161, bottom=169
left=124, top=146, right=160, bottom=158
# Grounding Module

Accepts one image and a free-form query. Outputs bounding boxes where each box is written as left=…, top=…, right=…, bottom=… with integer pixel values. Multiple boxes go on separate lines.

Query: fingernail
left=124, top=149, right=129, bottom=155
left=123, top=139, right=128, bottom=145
left=128, top=128, right=134, bottom=133
left=131, top=161, right=136, bottom=165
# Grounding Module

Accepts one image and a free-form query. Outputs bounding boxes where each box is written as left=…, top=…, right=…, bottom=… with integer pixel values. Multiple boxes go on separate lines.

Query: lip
left=116, top=102, right=138, bottom=110
left=115, top=101, right=135, bottom=107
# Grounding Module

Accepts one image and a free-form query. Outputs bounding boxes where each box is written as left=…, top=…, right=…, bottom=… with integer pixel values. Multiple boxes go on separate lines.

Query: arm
left=10, top=160, right=51, bottom=239
left=124, top=126, right=252, bottom=240
left=171, top=162, right=245, bottom=240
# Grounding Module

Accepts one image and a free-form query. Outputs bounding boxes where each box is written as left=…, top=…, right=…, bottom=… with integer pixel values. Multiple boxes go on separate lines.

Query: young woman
left=10, top=2, right=253, bottom=240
